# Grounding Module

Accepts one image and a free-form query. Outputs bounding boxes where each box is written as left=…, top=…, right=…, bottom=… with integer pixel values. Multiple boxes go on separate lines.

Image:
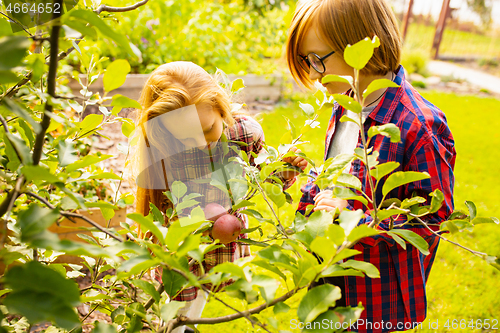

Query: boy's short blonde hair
left=286, top=0, right=402, bottom=88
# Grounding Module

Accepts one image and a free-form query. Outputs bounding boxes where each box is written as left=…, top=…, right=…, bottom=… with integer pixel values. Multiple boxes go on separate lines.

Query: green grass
left=404, top=23, right=500, bottom=58
left=197, top=91, right=500, bottom=332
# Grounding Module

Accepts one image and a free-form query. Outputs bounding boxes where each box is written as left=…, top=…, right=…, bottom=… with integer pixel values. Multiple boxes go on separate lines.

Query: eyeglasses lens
left=308, top=54, right=324, bottom=73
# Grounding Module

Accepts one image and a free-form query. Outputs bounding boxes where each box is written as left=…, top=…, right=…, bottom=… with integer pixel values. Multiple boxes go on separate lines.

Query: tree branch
left=95, top=0, right=149, bottom=14
left=32, top=2, right=62, bottom=166
left=406, top=210, right=488, bottom=258
left=24, top=191, right=123, bottom=242
left=160, top=266, right=299, bottom=332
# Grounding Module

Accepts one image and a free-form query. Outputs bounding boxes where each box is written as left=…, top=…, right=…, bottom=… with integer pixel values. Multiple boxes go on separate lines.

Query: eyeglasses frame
left=297, top=50, right=336, bottom=74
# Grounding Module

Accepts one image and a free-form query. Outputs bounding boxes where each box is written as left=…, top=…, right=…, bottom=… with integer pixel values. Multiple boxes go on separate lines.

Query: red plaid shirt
left=157, top=115, right=294, bottom=301
left=297, top=65, right=456, bottom=332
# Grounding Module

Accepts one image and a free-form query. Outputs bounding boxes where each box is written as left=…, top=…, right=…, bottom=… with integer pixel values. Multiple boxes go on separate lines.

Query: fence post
left=401, top=0, right=414, bottom=43
left=431, top=0, right=451, bottom=60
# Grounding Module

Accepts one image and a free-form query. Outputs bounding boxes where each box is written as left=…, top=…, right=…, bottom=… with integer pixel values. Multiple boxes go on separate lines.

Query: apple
left=211, top=214, right=242, bottom=244
left=204, top=203, right=228, bottom=222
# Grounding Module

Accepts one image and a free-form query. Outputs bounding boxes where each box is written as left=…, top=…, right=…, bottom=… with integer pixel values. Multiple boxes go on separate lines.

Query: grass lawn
left=197, top=91, right=500, bottom=332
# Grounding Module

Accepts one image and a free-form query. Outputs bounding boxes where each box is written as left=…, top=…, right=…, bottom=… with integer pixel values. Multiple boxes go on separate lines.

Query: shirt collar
left=365, top=64, right=406, bottom=124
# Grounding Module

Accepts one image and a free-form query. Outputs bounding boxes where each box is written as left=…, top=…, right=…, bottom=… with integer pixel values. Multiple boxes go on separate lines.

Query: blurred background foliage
left=64, top=0, right=295, bottom=75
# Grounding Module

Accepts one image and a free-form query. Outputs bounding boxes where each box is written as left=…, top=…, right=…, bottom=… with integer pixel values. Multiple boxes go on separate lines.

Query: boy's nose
left=309, top=68, right=322, bottom=82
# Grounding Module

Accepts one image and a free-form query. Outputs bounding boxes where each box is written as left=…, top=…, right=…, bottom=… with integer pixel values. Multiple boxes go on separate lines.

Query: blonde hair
left=286, top=0, right=402, bottom=88
left=131, top=61, right=237, bottom=218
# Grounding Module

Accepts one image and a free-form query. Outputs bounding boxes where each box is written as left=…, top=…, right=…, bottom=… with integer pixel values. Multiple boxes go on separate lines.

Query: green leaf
left=382, top=171, right=430, bottom=197
left=331, top=187, right=368, bottom=206
left=297, top=284, right=341, bottom=323
left=130, top=279, right=160, bottom=304
left=149, top=202, right=164, bottom=223
left=178, top=206, right=206, bottom=227
left=162, top=269, right=187, bottom=297
left=65, top=154, right=112, bottom=173
left=465, top=201, right=477, bottom=220
left=376, top=208, right=402, bottom=221
left=343, top=36, right=380, bottom=70
left=310, top=237, right=335, bottom=263
left=160, top=301, right=186, bottom=323
left=18, top=204, right=60, bottom=243
left=252, top=274, right=278, bottom=304
left=332, top=94, right=362, bottom=114
left=362, top=79, right=400, bottom=99
left=88, top=172, right=122, bottom=181
left=3, top=261, right=81, bottom=330
left=273, top=302, right=290, bottom=314
left=92, top=322, right=117, bottom=333
left=322, top=74, right=353, bottom=85
left=370, top=162, right=400, bottom=181
left=331, top=249, right=362, bottom=263
left=251, top=260, right=287, bottom=281
left=401, top=196, right=427, bottom=209
left=21, top=165, right=62, bottom=183
left=320, top=265, right=364, bottom=279
left=213, top=262, right=246, bottom=280
left=339, top=114, right=360, bottom=126
left=367, top=123, right=401, bottom=143
left=127, top=213, right=164, bottom=245
left=6, top=133, right=32, bottom=165
left=387, top=231, right=406, bottom=249
left=0, top=36, right=30, bottom=71
left=305, top=210, right=333, bottom=239
left=79, top=114, right=103, bottom=137
left=388, top=229, right=429, bottom=255
left=171, top=181, right=187, bottom=199
left=261, top=182, right=286, bottom=208
left=121, top=120, right=135, bottom=139
left=336, top=173, right=362, bottom=191
left=299, top=102, right=315, bottom=117
left=57, top=140, right=78, bottom=167
left=428, top=189, right=445, bottom=213
left=0, top=70, right=19, bottom=84
left=471, top=217, right=499, bottom=225
left=1, top=98, right=41, bottom=133
left=338, top=209, right=364, bottom=237
left=325, top=224, right=345, bottom=247
left=110, top=94, right=142, bottom=109
left=340, top=260, right=380, bottom=278
left=103, top=59, right=130, bottom=92
left=68, top=10, right=137, bottom=58
left=231, top=78, right=245, bottom=94
left=316, top=102, right=335, bottom=116
left=232, top=199, right=255, bottom=210
left=347, top=225, right=379, bottom=243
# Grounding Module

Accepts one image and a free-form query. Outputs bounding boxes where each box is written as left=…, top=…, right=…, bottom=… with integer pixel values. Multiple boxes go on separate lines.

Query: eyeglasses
left=297, top=50, right=336, bottom=74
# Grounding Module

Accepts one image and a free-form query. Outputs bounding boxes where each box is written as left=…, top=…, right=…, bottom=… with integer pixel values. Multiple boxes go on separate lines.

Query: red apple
left=211, top=214, right=242, bottom=244
left=204, top=203, right=228, bottom=222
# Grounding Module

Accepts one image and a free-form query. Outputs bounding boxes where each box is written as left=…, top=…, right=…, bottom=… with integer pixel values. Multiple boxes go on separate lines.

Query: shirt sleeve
left=351, top=133, right=456, bottom=248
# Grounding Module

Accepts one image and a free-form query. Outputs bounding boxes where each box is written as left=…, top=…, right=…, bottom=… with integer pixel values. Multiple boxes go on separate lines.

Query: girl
left=130, top=61, right=307, bottom=332
left=286, top=1, right=455, bottom=332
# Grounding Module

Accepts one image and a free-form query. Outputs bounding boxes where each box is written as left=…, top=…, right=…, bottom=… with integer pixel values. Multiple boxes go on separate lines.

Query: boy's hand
left=280, top=147, right=308, bottom=180
left=313, top=189, right=348, bottom=215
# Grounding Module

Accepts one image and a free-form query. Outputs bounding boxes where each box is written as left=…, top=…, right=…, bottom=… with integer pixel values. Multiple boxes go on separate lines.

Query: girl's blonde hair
left=131, top=61, right=237, bottom=217
left=286, top=0, right=402, bottom=88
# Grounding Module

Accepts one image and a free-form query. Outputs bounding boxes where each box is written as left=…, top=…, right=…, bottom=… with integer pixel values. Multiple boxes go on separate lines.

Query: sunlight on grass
left=198, top=91, right=500, bottom=333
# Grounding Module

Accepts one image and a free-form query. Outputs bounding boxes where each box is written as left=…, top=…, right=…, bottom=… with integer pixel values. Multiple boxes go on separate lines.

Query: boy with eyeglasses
left=286, top=0, right=456, bottom=332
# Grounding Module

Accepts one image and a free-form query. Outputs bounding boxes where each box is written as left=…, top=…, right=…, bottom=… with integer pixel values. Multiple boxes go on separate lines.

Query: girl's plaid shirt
left=298, top=65, right=456, bottom=332
left=157, top=115, right=295, bottom=302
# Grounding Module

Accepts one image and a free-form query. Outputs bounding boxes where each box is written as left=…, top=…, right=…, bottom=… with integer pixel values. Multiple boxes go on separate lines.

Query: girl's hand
left=281, top=147, right=308, bottom=180
left=313, top=189, right=348, bottom=215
